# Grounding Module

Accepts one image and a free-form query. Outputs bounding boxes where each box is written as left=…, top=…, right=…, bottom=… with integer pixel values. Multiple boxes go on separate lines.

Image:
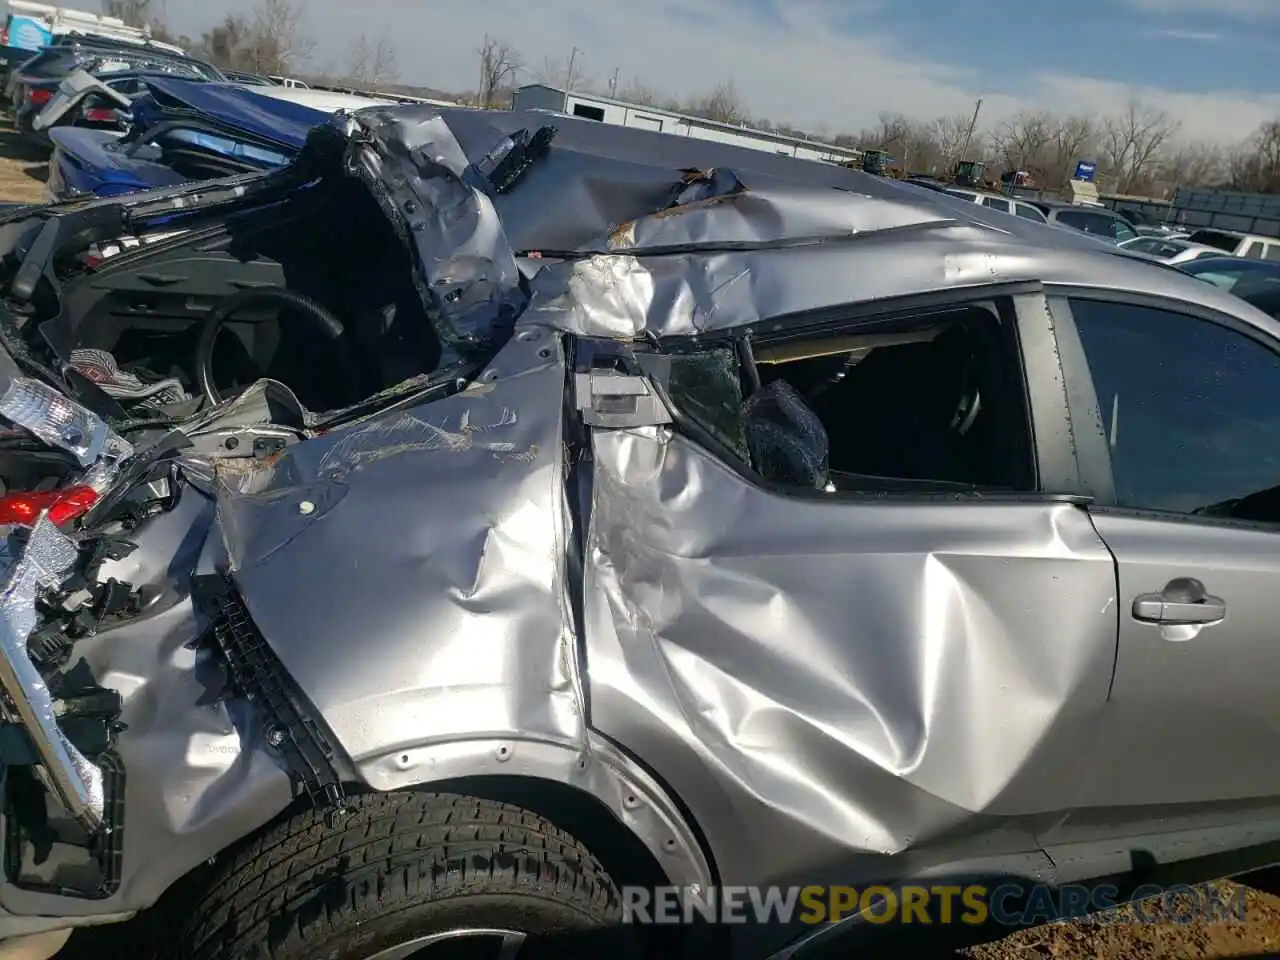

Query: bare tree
left=347, top=32, right=399, bottom=87
left=103, top=0, right=184, bottom=44
left=688, top=80, right=746, bottom=125
left=536, top=50, right=585, bottom=91
left=103, top=0, right=151, bottom=26
left=1049, top=115, right=1097, bottom=185
left=991, top=111, right=1057, bottom=178
left=856, top=113, right=953, bottom=173
left=1161, top=141, right=1228, bottom=192
left=1230, top=119, right=1280, bottom=192
left=246, top=0, right=313, bottom=74
left=930, top=114, right=972, bottom=167
left=200, top=14, right=252, bottom=70
left=858, top=112, right=908, bottom=158
left=618, top=78, right=660, bottom=106
left=477, top=34, right=521, bottom=109
left=1101, top=99, right=1180, bottom=194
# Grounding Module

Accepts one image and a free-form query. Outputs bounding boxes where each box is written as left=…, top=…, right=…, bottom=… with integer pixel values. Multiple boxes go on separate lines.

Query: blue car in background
left=44, top=77, right=344, bottom=201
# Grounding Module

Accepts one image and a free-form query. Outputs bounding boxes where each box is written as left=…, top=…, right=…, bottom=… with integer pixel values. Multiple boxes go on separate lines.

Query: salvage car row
left=0, top=26, right=1278, bottom=960
left=1, top=30, right=384, bottom=201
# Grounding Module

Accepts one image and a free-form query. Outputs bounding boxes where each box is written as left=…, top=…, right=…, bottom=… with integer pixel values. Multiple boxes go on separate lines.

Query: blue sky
left=155, top=0, right=1280, bottom=143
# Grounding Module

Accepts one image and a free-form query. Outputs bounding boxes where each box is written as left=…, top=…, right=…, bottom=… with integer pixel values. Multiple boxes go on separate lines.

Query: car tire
left=167, top=791, right=644, bottom=960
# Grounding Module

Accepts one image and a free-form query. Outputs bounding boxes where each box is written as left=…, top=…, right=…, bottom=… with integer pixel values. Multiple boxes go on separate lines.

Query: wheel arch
left=352, top=733, right=716, bottom=893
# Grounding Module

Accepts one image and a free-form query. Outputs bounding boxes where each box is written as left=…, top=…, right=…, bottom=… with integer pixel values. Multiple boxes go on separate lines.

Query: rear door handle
left=1132, top=577, right=1226, bottom=625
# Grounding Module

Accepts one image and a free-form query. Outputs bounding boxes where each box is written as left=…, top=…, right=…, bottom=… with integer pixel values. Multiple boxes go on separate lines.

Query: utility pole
left=566, top=45, right=579, bottom=91
left=609, top=67, right=619, bottom=98
left=958, top=97, right=983, bottom=166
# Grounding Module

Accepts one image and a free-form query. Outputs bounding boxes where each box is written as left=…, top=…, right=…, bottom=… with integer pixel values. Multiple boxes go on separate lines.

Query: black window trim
left=1014, top=202, right=1047, bottom=224
left=640, top=282, right=1091, bottom=506
left=1046, top=283, right=1280, bottom=533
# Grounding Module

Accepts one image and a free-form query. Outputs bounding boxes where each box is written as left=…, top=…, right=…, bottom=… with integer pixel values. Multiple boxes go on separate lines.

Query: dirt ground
left=961, top=879, right=1280, bottom=960
left=1, top=117, right=1279, bottom=960
left=0, top=122, right=50, bottom=204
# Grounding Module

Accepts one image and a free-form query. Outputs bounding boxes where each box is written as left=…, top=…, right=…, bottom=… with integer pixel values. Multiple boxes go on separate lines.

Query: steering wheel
left=194, top=287, right=363, bottom=409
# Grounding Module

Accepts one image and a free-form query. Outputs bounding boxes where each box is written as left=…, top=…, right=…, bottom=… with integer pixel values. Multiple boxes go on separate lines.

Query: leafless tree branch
left=347, top=32, right=399, bottom=87
left=477, top=35, right=521, bottom=109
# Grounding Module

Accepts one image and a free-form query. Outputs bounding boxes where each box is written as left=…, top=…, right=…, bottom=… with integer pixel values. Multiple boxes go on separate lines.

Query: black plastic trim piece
left=2, top=748, right=124, bottom=899
left=194, top=574, right=347, bottom=812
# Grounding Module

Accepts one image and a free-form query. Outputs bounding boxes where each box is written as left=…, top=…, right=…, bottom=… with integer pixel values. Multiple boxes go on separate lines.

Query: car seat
left=743, top=379, right=830, bottom=489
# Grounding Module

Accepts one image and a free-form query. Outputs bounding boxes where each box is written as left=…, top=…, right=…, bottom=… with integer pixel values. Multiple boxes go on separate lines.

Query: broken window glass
left=665, top=347, right=748, bottom=462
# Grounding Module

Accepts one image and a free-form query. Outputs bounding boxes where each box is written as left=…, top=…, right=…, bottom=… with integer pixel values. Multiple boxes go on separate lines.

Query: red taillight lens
left=1, top=28, right=9, bottom=46
left=82, top=107, right=117, bottom=123
left=27, top=87, right=52, bottom=106
left=0, top=485, right=99, bottom=527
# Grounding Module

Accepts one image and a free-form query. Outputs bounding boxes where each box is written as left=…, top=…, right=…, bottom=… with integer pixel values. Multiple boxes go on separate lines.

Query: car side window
left=1245, top=242, right=1265, bottom=260
left=1056, top=210, right=1090, bottom=231
left=1058, top=211, right=1112, bottom=237
left=665, top=302, right=1037, bottom=493
left=1262, top=243, right=1280, bottom=262
left=1111, top=219, right=1137, bottom=243
left=982, top=196, right=1009, bottom=212
left=1070, top=298, right=1280, bottom=523
left=1014, top=203, right=1047, bottom=223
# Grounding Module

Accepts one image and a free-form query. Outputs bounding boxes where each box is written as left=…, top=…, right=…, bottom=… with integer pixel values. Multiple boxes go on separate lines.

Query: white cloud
left=1124, top=0, right=1278, bottom=16
left=159, top=0, right=1276, bottom=144
left=1031, top=73, right=1280, bottom=143
left=1148, top=27, right=1226, bottom=41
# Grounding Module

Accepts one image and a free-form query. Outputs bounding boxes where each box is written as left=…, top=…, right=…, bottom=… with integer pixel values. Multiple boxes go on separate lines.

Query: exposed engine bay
left=19, top=174, right=445, bottom=427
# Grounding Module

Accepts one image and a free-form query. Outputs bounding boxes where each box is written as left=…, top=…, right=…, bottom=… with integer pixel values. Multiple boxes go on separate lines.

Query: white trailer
left=2, top=1, right=185, bottom=55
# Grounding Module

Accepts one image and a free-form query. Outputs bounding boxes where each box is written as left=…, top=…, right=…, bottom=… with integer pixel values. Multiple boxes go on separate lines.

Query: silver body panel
left=0, top=107, right=1277, bottom=955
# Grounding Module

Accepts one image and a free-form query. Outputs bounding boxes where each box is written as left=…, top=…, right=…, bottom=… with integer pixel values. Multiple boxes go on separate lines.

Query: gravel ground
left=1, top=113, right=1278, bottom=960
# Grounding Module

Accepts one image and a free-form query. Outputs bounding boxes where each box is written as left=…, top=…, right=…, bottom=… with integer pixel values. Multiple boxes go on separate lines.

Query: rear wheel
left=169, top=791, right=643, bottom=960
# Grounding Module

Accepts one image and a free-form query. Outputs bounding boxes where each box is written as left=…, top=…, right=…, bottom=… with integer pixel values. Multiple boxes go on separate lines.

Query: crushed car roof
left=15, top=104, right=1270, bottom=349
left=332, top=106, right=1269, bottom=343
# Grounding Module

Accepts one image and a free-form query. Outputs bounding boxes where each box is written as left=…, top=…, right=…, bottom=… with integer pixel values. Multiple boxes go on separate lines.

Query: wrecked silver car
left=0, top=106, right=1276, bottom=960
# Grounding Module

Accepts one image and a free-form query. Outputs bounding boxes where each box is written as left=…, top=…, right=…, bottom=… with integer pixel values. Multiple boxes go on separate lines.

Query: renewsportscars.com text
left=621, top=882, right=1247, bottom=926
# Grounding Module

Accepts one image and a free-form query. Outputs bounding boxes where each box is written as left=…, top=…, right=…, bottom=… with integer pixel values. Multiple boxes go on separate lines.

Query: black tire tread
left=174, top=791, right=626, bottom=960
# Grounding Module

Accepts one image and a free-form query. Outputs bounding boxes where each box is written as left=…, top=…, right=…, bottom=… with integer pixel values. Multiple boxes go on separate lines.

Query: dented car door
left=579, top=287, right=1121, bottom=949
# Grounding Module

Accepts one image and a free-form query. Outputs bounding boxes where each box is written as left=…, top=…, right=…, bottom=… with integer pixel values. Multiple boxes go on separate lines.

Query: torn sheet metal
left=582, top=428, right=1118, bottom=899
left=215, top=327, right=582, bottom=763
left=339, top=109, right=526, bottom=353
left=0, top=518, right=104, bottom=828
left=0, top=486, right=295, bottom=917
left=330, top=106, right=1113, bottom=344
left=525, top=232, right=1038, bottom=340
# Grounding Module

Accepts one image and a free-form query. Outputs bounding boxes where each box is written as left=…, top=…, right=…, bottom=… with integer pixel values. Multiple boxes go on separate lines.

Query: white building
left=511, top=84, right=862, bottom=165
